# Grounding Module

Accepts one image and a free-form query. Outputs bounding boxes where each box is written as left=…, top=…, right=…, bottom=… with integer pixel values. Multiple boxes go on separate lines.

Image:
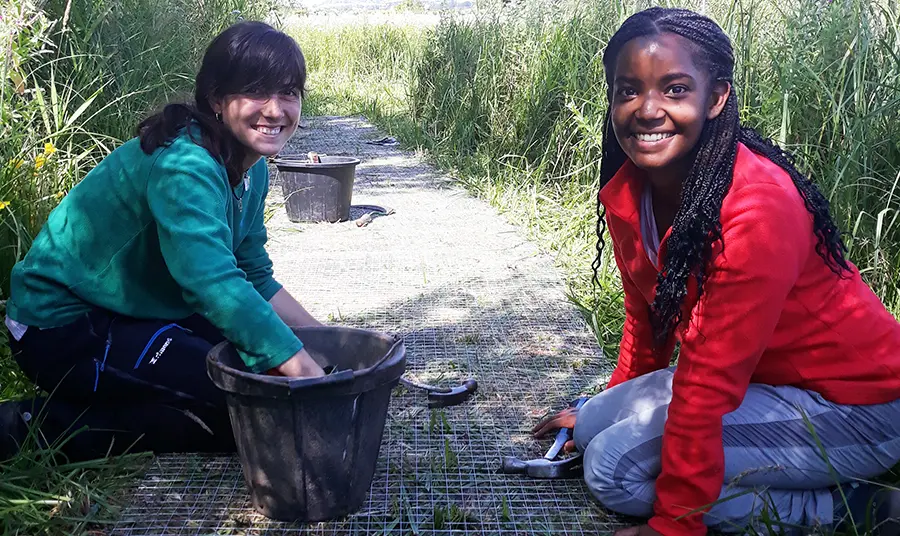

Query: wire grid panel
left=110, top=116, right=621, bottom=535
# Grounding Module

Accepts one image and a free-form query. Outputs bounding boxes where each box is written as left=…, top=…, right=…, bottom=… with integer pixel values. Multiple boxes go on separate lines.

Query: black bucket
left=206, top=327, right=406, bottom=522
left=274, top=156, right=360, bottom=223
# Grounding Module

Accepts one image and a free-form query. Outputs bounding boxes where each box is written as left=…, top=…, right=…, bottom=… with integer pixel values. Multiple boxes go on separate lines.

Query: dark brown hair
left=137, top=21, right=306, bottom=186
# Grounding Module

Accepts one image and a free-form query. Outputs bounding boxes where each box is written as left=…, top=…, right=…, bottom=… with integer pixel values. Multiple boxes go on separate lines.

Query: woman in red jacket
left=533, top=7, right=900, bottom=536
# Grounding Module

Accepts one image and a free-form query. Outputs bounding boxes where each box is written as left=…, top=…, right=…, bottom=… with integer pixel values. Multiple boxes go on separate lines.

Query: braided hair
left=592, top=7, right=850, bottom=347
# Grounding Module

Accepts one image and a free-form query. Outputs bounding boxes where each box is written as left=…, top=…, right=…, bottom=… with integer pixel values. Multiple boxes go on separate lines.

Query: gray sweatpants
left=573, top=367, right=900, bottom=532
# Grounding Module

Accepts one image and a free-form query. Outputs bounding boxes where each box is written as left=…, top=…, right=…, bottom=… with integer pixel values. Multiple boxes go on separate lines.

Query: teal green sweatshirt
left=7, top=128, right=303, bottom=372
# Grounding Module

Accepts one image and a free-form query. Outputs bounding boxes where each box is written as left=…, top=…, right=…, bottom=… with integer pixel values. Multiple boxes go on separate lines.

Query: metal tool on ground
left=399, top=376, right=478, bottom=408
left=500, top=396, right=589, bottom=479
left=500, top=452, right=584, bottom=479
left=365, top=136, right=399, bottom=147
left=352, top=204, right=395, bottom=227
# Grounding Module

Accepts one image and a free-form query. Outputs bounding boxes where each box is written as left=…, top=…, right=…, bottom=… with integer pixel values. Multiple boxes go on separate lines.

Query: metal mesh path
left=110, top=116, right=620, bottom=535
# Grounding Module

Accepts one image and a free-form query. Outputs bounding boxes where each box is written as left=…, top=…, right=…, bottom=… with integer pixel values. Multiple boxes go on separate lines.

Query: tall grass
left=1, top=0, right=273, bottom=533
left=286, top=19, right=428, bottom=117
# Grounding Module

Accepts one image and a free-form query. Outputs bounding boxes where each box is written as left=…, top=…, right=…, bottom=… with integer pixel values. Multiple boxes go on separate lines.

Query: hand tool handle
left=544, top=397, right=590, bottom=460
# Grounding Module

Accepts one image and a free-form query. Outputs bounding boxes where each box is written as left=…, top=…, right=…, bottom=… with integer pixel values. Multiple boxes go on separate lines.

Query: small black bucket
left=274, top=156, right=360, bottom=223
left=206, top=327, right=406, bottom=522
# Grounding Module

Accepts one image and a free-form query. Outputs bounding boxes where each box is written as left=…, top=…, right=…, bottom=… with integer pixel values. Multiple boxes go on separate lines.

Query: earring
left=215, top=112, right=222, bottom=122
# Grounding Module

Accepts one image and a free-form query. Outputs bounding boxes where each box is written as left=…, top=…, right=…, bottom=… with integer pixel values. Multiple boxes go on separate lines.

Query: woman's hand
left=266, top=347, right=325, bottom=377
left=614, top=525, right=663, bottom=536
left=531, top=407, right=580, bottom=454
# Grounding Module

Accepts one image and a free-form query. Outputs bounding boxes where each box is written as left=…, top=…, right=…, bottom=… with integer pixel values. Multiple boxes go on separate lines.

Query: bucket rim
left=273, top=155, right=361, bottom=171
left=206, top=327, right=405, bottom=397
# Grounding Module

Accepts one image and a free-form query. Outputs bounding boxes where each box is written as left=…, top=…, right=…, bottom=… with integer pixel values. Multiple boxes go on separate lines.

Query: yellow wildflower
left=44, top=142, right=56, bottom=155
left=11, top=159, right=24, bottom=170
left=53, top=191, right=65, bottom=200
left=35, top=154, right=46, bottom=170
left=0, top=201, right=9, bottom=211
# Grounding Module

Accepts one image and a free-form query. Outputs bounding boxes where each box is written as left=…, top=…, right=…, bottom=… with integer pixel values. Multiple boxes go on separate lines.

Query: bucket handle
left=286, top=335, right=404, bottom=392
left=357, top=335, right=404, bottom=375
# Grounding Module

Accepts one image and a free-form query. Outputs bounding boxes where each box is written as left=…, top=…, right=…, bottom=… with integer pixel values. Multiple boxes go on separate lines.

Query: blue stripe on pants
left=573, top=367, right=900, bottom=533
left=133, top=323, right=191, bottom=369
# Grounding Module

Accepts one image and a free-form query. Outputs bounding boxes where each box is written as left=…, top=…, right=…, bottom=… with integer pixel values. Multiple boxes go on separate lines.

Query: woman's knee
left=574, top=393, right=611, bottom=452
left=574, top=368, right=674, bottom=453
left=582, top=429, right=659, bottom=518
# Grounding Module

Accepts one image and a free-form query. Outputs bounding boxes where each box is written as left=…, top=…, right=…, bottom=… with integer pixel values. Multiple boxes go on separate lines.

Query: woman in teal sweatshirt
left=1, top=21, right=323, bottom=460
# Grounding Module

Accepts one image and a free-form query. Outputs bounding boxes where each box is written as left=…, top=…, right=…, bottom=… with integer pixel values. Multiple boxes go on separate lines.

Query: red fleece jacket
left=600, top=143, right=900, bottom=536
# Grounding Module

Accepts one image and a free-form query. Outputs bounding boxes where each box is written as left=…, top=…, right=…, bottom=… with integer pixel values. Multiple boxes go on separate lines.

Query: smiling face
left=610, top=32, right=729, bottom=184
left=214, top=89, right=302, bottom=170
